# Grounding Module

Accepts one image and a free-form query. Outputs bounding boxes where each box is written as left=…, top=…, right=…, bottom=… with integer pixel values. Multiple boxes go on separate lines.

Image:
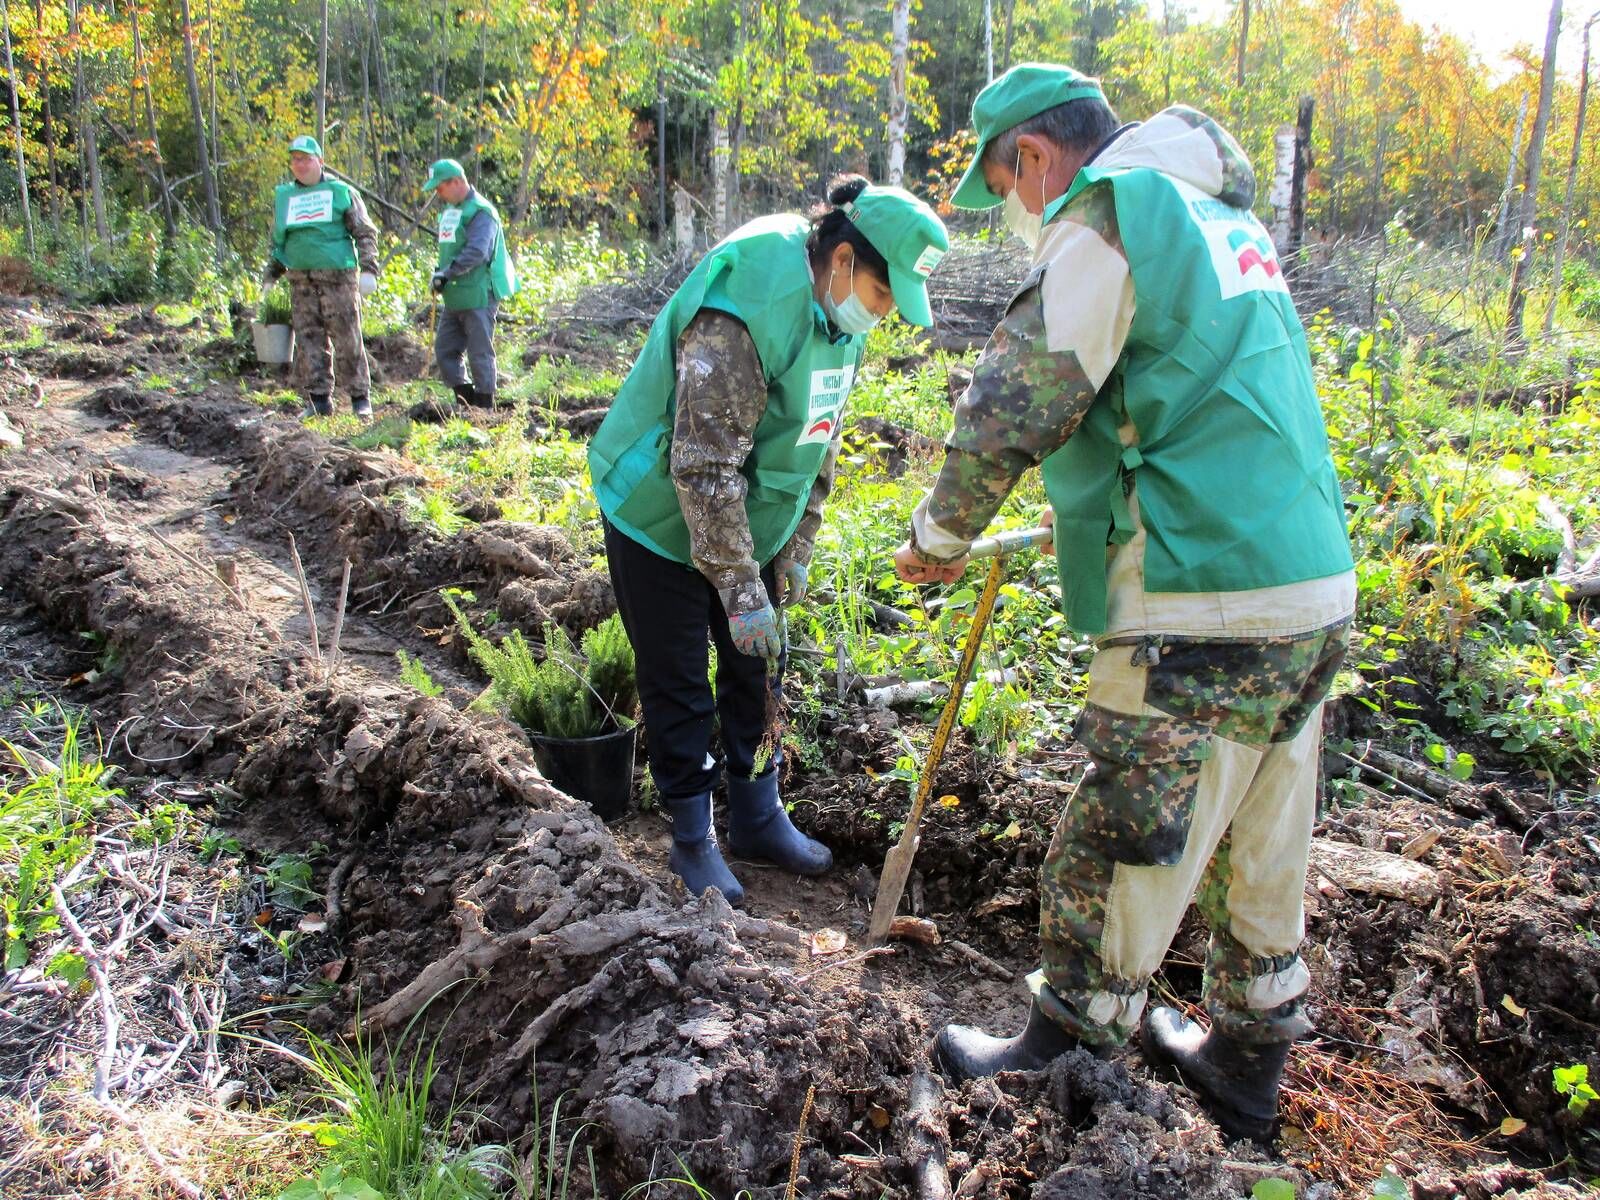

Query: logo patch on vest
left=285, top=190, right=334, bottom=226
left=438, top=208, right=463, bottom=244
left=798, top=365, right=854, bottom=446
left=1174, top=179, right=1289, bottom=300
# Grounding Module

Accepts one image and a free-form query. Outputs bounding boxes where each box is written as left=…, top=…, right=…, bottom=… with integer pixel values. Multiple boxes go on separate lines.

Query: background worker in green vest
left=590, top=175, right=948, bottom=906
left=423, top=159, right=518, bottom=408
left=265, top=134, right=380, bottom=418
left=893, top=65, right=1355, bottom=1142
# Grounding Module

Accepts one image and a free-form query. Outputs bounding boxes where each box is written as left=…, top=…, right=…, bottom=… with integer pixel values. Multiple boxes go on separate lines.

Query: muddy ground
left=1, top=304, right=1597, bottom=1199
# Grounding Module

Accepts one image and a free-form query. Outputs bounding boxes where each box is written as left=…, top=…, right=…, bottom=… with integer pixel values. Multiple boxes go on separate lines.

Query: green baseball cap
left=424, top=158, right=466, bottom=191
left=951, top=63, right=1106, bottom=210
left=288, top=134, right=323, bottom=157
left=841, top=185, right=950, bottom=328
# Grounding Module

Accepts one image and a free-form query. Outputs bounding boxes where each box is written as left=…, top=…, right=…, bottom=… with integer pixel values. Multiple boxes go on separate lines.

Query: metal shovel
left=866, top=526, right=1053, bottom=945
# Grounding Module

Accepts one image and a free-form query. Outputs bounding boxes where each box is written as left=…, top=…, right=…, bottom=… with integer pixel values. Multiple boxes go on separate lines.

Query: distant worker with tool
left=265, top=134, right=380, bottom=419
left=590, top=175, right=949, bottom=905
left=893, top=64, right=1354, bottom=1142
left=423, top=159, right=518, bottom=409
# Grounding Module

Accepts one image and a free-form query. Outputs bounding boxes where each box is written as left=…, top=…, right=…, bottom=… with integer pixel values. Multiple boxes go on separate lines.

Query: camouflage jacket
left=910, top=106, right=1257, bottom=564
left=670, top=310, right=842, bottom=616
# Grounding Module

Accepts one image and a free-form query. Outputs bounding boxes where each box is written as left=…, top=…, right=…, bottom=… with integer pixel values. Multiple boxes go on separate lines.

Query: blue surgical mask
left=823, top=257, right=881, bottom=336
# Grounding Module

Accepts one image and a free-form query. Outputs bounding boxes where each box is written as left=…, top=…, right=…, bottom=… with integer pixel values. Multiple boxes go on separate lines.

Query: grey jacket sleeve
left=443, top=209, right=496, bottom=277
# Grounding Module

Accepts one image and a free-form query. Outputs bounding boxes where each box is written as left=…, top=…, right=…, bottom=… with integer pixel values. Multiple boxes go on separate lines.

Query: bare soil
left=1, top=304, right=1596, bottom=1200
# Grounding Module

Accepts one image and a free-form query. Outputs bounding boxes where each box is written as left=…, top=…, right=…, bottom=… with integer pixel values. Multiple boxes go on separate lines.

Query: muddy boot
left=304, top=392, right=333, bottom=418
left=666, top=792, right=743, bottom=905
left=470, top=389, right=496, bottom=409
left=726, top=771, right=831, bottom=875
left=451, top=383, right=476, bottom=408
left=934, top=999, right=1081, bottom=1081
left=1140, top=1007, right=1290, bottom=1142
left=350, top=393, right=372, bottom=419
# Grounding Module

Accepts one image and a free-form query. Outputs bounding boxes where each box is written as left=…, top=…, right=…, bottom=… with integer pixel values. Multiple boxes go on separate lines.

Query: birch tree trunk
left=31, top=0, right=56, bottom=233
left=1544, top=11, right=1597, bottom=334
left=178, top=0, right=221, bottom=232
left=1496, top=92, right=1530, bottom=261
left=1507, top=0, right=1564, bottom=347
left=68, top=0, right=108, bottom=249
left=710, top=108, right=729, bottom=240
left=887, top=0, right=909, bottom=186
left=129, top=1, right=176, bottom=235
left=1, top=0, right=32, bottom=254
left=316, top=0, right=329, bottom=148
left=1236, top=0, right=1250, bottom=87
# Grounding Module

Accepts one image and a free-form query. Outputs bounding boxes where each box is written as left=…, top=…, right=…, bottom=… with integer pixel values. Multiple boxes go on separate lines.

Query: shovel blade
left=867, top=835, right=919, bottom=945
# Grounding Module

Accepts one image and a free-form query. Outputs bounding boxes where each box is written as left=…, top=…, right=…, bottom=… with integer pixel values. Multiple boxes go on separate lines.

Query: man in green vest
left=265, top=134, right=379, bottom=418
left=423, top=159, right=518, bottom=408
left=894, top=64, right=1355, bottom=1142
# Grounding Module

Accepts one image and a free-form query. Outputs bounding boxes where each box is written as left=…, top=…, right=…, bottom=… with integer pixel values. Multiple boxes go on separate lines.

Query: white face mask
left=1002, top=147, right=1043, bottom=249
left=823, top=256, right=881, bottom=336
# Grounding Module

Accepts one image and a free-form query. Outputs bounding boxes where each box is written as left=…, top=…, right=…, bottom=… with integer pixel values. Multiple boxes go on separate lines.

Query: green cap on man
left=951, top=64, right=1105, bottom=210
left=289, top=134, right=323, bottom=157
left=424, top=159, right=467, bottom=192
left=841, top=185, right=950, bottom=328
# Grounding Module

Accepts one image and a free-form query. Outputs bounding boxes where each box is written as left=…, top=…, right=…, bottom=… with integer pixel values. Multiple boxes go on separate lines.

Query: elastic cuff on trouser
left=1027, top=968, right=1145, bottom=1047
left=1204, top=950, right=1313, bottom=1044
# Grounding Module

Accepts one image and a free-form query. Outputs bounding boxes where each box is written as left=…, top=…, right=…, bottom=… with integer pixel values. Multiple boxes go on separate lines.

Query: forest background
left=1, top=0, right=1597, bottom=322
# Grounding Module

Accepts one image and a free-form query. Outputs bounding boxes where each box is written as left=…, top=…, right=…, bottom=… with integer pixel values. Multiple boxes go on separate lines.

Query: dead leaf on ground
left=810, top=928, right=847, bottom=956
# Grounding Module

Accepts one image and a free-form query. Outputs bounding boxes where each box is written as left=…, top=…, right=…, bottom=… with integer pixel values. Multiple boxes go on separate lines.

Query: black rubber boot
left=666, top=792, right=743, bottom=906
left=934, top=1000, right=1081, bottom=1081
left=350, top=393, right=372, bottom=419
left=726, top=771, right=832, bottom=875
left=305, top=392, right=333, bottom=417
left=1141, top=1007, right=1290, bottom=1142
left=470, top=389, right=496, bottom=409
left=452, top=383, right=476, bottom=408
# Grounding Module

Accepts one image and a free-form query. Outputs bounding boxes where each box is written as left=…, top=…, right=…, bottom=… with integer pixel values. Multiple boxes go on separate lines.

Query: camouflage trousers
left=289, top=269, right=370, bottom=398
left=1034, top=620, right=1351, bottom=1048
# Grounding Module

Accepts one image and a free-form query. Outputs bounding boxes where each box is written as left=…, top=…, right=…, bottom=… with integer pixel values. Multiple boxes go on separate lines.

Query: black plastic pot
left=528, top=722, right=638, bottom=822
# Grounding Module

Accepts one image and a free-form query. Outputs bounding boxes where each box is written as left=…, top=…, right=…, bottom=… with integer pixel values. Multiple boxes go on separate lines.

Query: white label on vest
left=798, top=364, right=854, bottom=446
left=438, top=208, right=463, bottom=244
left=285, top=190, right=334, bottom=226
left=1172, top=177, right=1290, bottom=300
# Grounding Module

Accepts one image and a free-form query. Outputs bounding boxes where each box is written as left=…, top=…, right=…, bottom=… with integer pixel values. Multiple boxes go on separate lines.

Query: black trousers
left=604, top=521, right=784, bottom=803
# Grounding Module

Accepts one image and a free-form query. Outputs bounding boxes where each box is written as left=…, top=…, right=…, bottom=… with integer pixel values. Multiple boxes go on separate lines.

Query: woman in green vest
left=589, top=175, right=949, bottom=904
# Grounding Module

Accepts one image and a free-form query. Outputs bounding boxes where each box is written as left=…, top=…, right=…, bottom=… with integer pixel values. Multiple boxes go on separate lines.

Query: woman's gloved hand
left=775, top=557, right=808, bottom=607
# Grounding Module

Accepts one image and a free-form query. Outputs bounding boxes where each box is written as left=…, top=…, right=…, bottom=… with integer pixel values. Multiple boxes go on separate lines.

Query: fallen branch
left=287, top=533, right=321, bottom=660
left=51, top=881, right=120, bottom=1103
left=941, top=939, right=1015, bottom=981
left=326, top=558, right=352, bottom=681
left=908, top=1069, right=952, bottom=1200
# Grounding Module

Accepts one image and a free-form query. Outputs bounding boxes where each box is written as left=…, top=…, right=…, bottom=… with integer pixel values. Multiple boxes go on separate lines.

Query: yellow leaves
left=1499, top=1116, right=1527, bottom=1136
left=936, top=794, right=959, bottom=808
left=1500, top=994, right=1527, bottom=1019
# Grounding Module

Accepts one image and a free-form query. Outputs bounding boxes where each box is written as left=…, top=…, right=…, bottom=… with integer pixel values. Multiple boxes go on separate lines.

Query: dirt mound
left=367, top=330, right=430, bottom=383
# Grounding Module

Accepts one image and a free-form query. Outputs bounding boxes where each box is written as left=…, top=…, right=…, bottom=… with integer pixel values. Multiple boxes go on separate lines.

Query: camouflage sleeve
left=776, top=419, right=843, bottom=570
left=343, top=189, right=380, bottom=275
left=911, top=185, right=1134, bottom=560
left=669, top=310, right=770, bottom=616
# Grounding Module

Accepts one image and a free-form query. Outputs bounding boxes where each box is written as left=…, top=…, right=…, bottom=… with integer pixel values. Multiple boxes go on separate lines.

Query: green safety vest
left=1040, top=166, right=1353, bottom=635
left=272, top=178, right=358, bottom=272
left=436, top=191, right=518, bottom=311
left=588, top=214, right=864, bottom=567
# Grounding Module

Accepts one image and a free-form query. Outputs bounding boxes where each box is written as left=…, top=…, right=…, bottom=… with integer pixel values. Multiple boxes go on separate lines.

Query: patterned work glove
left=430, top=271, right=447, bottom=294
left=721, top=579, right=784, bottom=660
left=775, top=558, right=808, bottom=607
left=727, top=604, right=784, bottom=660
left=358, top=271, right=378, bottom=296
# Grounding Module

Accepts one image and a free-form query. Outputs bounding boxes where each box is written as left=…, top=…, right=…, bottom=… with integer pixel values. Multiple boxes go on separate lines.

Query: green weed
left=396, top=651, right=445, bottom=698
left=0, top=708, right=123, bottom=970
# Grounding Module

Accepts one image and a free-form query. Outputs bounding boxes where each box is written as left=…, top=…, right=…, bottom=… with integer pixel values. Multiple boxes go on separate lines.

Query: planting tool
left=867, top=526, right=1051, bottom=945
